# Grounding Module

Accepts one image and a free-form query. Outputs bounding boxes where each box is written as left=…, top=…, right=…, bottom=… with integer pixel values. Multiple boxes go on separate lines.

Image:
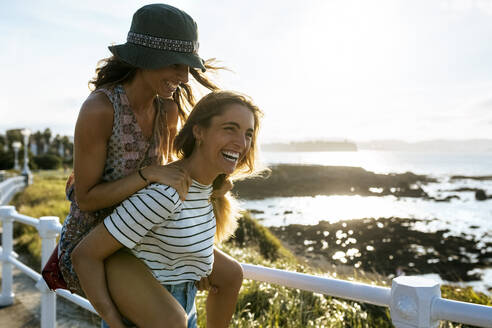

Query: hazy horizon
left=2, top=0, right=492, bottom=143
left=3, top=125, right=491, bottom=149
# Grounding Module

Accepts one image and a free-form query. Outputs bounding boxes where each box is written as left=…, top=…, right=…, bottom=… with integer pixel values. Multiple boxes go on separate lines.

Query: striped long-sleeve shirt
left=103, top=180, right=215, bottom=285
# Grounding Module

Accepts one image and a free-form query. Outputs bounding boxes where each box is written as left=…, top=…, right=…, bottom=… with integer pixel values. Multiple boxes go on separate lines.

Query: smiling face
left=173, top=91, right=262, bottom=185
left=141, top=64, right=189, bottom=98
left=194, top=103, right=255, bottom=177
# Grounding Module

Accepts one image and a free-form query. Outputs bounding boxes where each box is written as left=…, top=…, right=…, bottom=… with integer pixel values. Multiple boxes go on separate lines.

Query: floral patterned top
left=59, top=85, right=161, bottom=295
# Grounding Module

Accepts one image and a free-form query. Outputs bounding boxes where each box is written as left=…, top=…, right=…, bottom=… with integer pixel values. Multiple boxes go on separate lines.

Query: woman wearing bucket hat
left=55, top=3, right=243, bottom=328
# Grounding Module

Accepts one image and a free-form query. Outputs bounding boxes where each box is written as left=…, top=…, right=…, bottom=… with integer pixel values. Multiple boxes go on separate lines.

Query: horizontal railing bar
left=241, top=263, right=391, bottom=307
left=55, top=289, right=97, bottom=314
left=0, top=177, right=24, bottom=189
left=7, top=255, right=41, bottom=281
left=1, top=249, right=98, bottom=315
left=432, top=297, right=492, bottom=328
left=0, top=177, right=25, bottom=184
left=0, top=177, right=26, bottom=205
left=7, top=213, right=41, bottom=227
left=3, top=207, right=491, bottom=327
left=0, top=246, right=19, bottom=258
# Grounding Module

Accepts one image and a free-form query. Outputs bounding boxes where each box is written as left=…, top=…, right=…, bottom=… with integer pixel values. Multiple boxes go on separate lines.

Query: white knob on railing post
left=0, top=206, right=17, bottom=306
left=38, top=216, right=61, bottom=267
left=390, top=276, right=441, bottom=328
left=37, top=216, right=61, bottom=328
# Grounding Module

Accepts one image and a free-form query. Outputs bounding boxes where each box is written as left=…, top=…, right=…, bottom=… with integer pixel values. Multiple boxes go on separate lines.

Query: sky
left=1, top=0, right=492, bottom=143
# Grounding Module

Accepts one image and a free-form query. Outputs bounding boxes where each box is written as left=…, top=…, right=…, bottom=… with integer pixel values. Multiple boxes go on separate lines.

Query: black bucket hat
left=109, top=3, right=206, bottom=72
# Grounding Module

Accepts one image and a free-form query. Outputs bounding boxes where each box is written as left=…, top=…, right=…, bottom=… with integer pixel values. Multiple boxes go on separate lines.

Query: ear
left=192, top=124, right=204, bottom=141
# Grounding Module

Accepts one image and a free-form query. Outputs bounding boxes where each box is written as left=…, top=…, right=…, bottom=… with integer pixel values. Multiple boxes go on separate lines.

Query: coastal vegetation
left=8, top=170, right=492, bottom=327
left=0, top=128, right=73, bottom=170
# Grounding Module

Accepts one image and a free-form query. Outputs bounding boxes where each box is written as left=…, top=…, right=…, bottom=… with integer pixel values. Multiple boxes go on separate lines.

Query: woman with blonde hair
left=54, top=4, right=246, bottom=327
left=72, top=90, right=264, bottom=327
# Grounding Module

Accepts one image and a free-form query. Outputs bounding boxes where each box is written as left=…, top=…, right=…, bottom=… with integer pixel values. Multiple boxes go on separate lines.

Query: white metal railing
left=0, top=176, right=26, bottom=205
left=0, top=205, right=98, bottom=328
left=1, top=205, right=492, bottom=328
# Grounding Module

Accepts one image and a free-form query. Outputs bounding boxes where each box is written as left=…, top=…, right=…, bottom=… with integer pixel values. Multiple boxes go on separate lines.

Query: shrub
left=0, top=151, right=14, bottom=170
left=228, top=211, right=282, bottom=261
left=33, top=154, right=62, bottom=170
left=62, top=157, right=73, bottom=167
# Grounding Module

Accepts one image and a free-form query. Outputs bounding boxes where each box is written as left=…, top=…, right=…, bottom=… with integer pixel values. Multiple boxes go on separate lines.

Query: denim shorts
left=101, top=281, right=197, bottom=327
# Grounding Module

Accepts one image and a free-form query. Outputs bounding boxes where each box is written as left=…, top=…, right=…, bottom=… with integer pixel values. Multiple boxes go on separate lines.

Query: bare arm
left=71, top=223, right=125, bottom=328
left=74, top=93, right=189, bottom=211
left=72, top=184, right=179, bottom=326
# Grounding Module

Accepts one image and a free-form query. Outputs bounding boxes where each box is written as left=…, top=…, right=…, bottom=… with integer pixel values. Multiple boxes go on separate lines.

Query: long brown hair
left=173, top=91, right=265, bottom=242
left=88, top=56, right=223, bottom=163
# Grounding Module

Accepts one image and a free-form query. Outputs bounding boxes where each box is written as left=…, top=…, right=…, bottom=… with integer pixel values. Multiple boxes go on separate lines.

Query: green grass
left=9, top=171, right=492, bottom=327
left=9, top=170, right=70, bottom=268
left=441, top=285, right=492, bottom=306
left=11, top=170, right=71, bottom=219
left=195, top=244, right=393, bottom=328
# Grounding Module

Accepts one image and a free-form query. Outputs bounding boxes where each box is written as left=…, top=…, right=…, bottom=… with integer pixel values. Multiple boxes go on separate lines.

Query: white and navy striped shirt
left=103, top=180, right=215, bottom=285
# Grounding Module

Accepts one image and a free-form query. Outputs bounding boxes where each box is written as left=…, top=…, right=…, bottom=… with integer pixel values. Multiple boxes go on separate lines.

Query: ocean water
left=250, top=151, right=492, bottom=230
left=259, top=150, right=492, bottom=177
left=251, top=150, right=492, bottom=236
left=242, top=150, right=492, bottom=293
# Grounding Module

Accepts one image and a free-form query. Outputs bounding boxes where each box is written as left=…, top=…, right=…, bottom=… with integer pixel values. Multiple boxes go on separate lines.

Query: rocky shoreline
left=268, top=217, right=492, bottom=289
left=234, top=164, right=436, bottom=199
left=234, top=164, right=492, bottom=292
left=234, top=164, right=492, bottom=201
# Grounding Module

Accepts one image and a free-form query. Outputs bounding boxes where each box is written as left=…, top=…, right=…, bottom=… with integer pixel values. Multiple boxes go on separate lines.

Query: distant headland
left=262, top=140, right=357, bottom=152
left=261, top=139, right=492, bottom=152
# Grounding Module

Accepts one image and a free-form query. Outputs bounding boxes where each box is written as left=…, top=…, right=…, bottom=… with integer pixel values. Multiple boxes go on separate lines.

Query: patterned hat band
left=127, top=31, right=199, bottom=53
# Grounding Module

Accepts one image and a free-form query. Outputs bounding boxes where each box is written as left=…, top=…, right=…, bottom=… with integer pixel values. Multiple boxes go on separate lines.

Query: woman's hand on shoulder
left=142, top=163, right=191, bottom=201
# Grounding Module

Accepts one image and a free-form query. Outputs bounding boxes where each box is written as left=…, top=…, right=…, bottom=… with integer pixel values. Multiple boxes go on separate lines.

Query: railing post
left=390, top=276, right=441, bottom=328
left=0, top=205, right=17, bottom=306
left=36, top=216, right=62, bottom=328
